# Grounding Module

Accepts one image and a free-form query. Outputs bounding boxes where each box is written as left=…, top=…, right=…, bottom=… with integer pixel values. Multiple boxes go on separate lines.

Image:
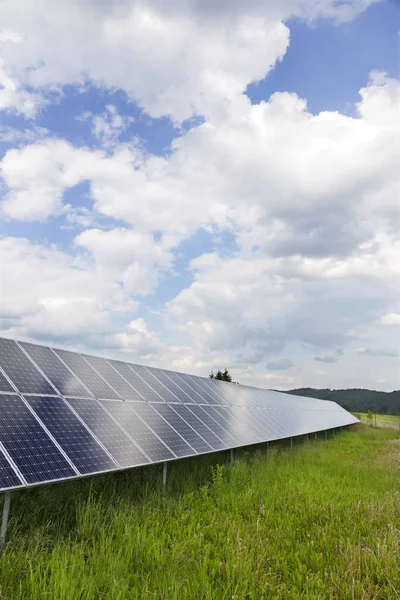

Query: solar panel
left=53, top=349, right=120, bottom=399
left=145, top=367, right=191, bottom=404
left=131, top=403, right=196, bottom=458
left=67, top=398, right=149, bottom=468
left=0, top=394, right=76, bottom=484
left=175, top=373, right=213, bottom=405
left=82, top=355, right=143, bottom=402
left=161, top=370, right=205, bottom=404
left=186, top=405, right=238, bottom=447
left=20, top=341, right=90, bottom=397
left=0, top=335, right=359, bottom=494
left=0, top=338, right=56, bottom=395
left=151, top=403, right=212, bottom=454
left=209, top=406, right=263, bottom=445
left=25, top=396, right=116, bottom=475
left=130, top=365, right=179, bottom=403
left=108, top=360, right=159, bottom=402
left=0, top=369, right=15, bottom=393
left=101, top=401, right=175, bottom=462
left=171, top=404, right=228, bottom=451
left=0, top=448, right=23, bottom=490
left=189, top=375, right=225, bottom=406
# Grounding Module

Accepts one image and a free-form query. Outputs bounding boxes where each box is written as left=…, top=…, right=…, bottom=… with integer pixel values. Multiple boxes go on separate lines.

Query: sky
left=0, top=0, right=399, bottom=391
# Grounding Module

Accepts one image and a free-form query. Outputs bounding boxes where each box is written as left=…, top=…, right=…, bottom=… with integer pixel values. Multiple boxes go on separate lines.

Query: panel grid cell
left=0, top=369, right=15, bottom=393
left=0, top=394, right=76, bottom=484
left=0, top=448, right=23, bottom=489
left=161, top=370, right=205, bottom=404
left=171, top=404, right=228, bottom=451
left=188, top=405, right=239, bottom=446
left=21, top=341, right=89, bottom=397
left=102, top=401, right=174, bottom=462
left=53, top=349, right=119, bottom=399
left=131, top=403, right=195, bottom=458
left=25, top=396, right=116, bottom=475
left=151, top=403, right=212, bottom=454
left=130, top=365, right=179, bottom=403
left=108, top=360, right=159, bottom=402
left=82, top=355, right=144, bottom=402
left=67, top=398, right=149, bottom=468
left=145, top=368, right=190, bottom=403
left=0, top=338, right=56, bottom=395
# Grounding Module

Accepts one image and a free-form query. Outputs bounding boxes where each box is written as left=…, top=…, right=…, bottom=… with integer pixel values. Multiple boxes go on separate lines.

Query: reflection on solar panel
left=66, top=398, right=149, bottom=468
left=21, top=342, right=89, bottom=397
left=0, top=336, right=358, bottom=493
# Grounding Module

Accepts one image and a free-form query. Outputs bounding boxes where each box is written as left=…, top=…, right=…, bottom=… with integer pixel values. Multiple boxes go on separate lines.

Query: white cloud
left=0, top=0, right=378, bottom=121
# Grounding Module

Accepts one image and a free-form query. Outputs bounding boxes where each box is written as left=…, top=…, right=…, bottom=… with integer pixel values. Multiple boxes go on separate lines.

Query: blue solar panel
left=0, top=338, right=56, bottom=395
left=0, top=394, right=76, bottom=484
left=21, top=341, right=89, bottom=397
left=0, top=336, right=359, bottom=493
left=25, top=396, right=116, bottom=475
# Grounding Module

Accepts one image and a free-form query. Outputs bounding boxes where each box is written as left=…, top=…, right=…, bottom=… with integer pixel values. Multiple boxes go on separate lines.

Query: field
left=355, top=412, right=400, bottom=430
left=0, top=426, right=399, bottom=599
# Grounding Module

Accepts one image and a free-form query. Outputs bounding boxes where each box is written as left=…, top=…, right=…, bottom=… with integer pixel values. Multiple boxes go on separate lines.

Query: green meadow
left=1, top=425, right=399, bottom=599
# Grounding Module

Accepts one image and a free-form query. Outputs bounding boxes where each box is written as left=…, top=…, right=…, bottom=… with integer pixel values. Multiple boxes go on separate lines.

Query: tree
left=209, top=369, right=232, bottom=382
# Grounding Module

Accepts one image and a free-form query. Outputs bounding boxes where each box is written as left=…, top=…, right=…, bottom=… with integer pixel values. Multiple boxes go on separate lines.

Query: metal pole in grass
left=230, top=448, right=234, bottom=465
left=162, top=462, right=168, bottom=495
left=325, top=430, right=328, bottom=441
left=0, top=491, right=12, bottom=547
left=315, top=432, right=317, bottom=440
left=266, top=441, right=269, bottom=456
left=307, top=433, right=309, bottom=442
left=290, top=437, right=293, bottom=450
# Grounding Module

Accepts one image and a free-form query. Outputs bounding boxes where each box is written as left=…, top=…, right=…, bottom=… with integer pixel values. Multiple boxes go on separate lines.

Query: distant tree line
left=283, top=387, right=400, bottom=415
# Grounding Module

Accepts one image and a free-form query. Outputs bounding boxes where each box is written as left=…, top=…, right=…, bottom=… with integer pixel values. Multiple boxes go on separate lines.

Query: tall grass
left=0, top=427, right=399, bottom=599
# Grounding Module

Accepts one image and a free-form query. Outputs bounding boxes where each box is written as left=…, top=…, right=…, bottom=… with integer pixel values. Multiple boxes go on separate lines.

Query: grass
left=355, top=413, right=400, bottom=430
left=0, top=427, right=399, bottom=599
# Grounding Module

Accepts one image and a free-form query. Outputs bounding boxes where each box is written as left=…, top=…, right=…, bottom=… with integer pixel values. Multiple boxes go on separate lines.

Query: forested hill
left=283, top=388, right=400, bottom=415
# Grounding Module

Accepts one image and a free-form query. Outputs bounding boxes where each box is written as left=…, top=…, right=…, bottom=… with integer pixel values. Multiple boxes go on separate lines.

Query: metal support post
left=0, top=492, right=12, bottom=547
left=230, top=448, right=234, bottom=465
left=266, top=441, right=269, bottom=456
left=307, top=433, right=309, bottom=442
left=290, top=437, right=293, bottom=450
left=162, top=462, right=168, bottom=495
left=315, top=432, right=317, bottom=440
left=325, top=430, right=328, bottom=441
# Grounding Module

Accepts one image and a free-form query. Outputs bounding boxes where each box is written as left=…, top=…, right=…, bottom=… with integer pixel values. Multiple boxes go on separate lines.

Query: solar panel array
left=0, top=337, right=358, bottom=492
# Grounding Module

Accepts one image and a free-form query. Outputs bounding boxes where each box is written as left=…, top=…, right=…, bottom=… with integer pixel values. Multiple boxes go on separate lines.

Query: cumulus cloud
left=0, top=0, right=379, bottom=121
left=0, top=0, right=398, bottom=390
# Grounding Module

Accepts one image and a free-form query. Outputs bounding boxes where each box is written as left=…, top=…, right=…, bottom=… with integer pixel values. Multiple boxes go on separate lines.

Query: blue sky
left=0, top=0, right=399, bottom=390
